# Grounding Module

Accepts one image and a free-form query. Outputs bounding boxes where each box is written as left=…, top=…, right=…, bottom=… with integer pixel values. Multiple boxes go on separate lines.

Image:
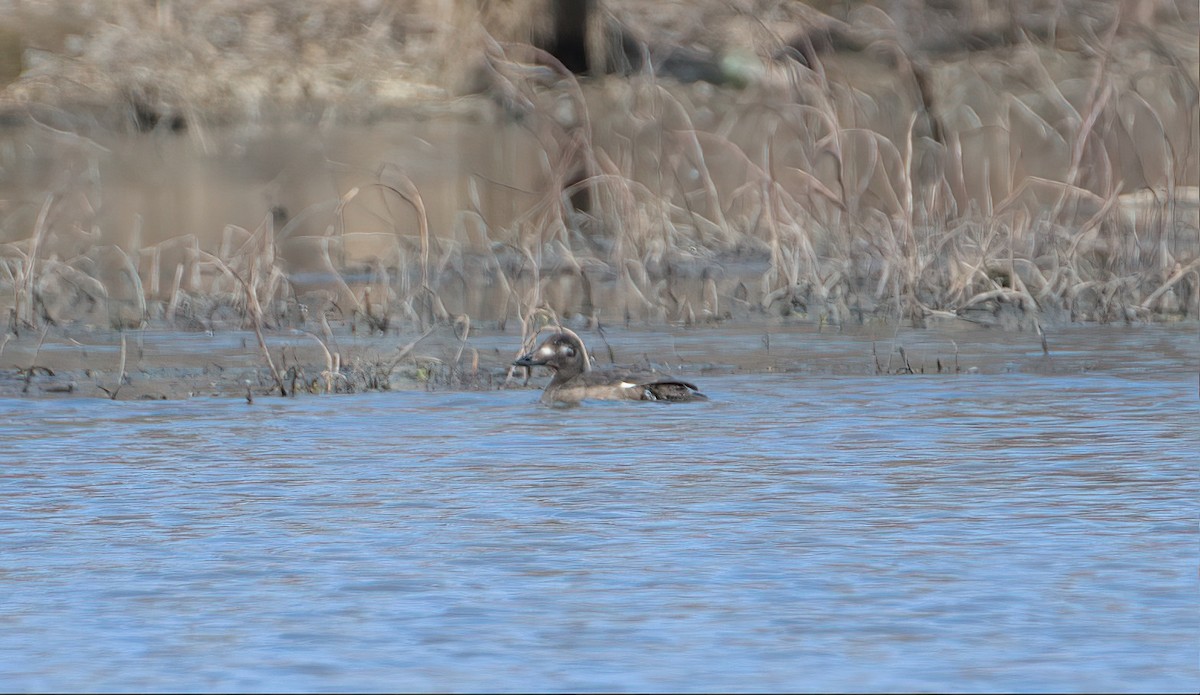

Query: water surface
left=1, top=330, right=1197, bottom=692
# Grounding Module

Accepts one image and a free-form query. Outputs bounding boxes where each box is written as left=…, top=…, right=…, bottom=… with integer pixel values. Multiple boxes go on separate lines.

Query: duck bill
left=514, top=340, right=558, bottom=367
left=513, top=352, right=547, bottom=367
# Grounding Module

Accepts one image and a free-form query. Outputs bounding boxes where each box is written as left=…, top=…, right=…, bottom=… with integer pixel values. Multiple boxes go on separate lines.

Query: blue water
left=1, top=369, right=1196, bottom=692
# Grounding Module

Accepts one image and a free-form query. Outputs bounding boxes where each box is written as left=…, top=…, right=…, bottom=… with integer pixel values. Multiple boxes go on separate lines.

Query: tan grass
left=0, top=0, right=1196, bottom=397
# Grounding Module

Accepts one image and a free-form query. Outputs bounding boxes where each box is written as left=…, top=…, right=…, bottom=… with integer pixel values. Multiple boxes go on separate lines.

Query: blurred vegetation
left=0, top=1, right=1196, bottom=391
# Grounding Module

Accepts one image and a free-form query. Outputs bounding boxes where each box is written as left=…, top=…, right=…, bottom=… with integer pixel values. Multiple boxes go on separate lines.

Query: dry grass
left=0, top=0, right=1197, bottom=396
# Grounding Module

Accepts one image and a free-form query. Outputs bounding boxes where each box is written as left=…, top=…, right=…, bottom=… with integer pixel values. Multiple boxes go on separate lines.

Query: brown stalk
left=301, top=330, right=339, bottom=394
left=16, top=195, right=54, bottom=327
left=109, top=333, right=127, bottom=400
left=1140, top=258, right=1200, bottom=311
left=196, top=249, right=286, bottom=396
left=165, top=262, right=184, bottom=323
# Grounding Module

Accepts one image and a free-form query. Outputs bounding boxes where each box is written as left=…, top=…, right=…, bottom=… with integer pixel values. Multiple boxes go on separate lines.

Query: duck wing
left=641, top=379, right=708, bottom=402
left=567, top=367, right=707, bottom=402
left=597, top=366, right=707, bottom=402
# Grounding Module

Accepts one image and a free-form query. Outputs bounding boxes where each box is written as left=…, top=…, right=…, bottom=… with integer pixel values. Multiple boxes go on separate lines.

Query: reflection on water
left=1, top=332, right=1197, bottom=692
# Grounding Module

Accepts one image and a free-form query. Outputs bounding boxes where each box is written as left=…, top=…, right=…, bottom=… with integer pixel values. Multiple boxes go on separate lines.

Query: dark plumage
left=514, top=330, right=707, bottom=405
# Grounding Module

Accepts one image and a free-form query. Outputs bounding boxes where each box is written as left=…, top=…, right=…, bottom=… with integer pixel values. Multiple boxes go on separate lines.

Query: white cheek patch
left=538, top=345, right=556, bottom=359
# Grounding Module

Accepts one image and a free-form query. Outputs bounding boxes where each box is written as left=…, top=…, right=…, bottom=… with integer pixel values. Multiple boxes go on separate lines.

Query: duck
left=513, top=329, right=707, bottom=405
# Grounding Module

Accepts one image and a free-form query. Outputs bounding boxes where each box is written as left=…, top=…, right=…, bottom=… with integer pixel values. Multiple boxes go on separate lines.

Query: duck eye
left=560, top=345, right=575, bottom=357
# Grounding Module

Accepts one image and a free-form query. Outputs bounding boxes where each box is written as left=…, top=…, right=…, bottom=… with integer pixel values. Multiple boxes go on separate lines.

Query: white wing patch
left=619, top=381, right=638, bottom=389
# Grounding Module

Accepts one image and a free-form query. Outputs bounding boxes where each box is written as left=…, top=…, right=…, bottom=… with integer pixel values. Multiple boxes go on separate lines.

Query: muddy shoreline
left=4, top=320, right=1194, bottom=401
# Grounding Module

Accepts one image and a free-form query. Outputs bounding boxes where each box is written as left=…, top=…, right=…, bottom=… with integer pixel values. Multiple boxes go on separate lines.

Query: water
left=1, top=333, right=1197, bottom=692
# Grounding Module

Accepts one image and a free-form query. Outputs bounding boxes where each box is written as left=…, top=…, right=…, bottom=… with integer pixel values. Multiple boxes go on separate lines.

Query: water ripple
left=0, top=366, right=1196, bottom=692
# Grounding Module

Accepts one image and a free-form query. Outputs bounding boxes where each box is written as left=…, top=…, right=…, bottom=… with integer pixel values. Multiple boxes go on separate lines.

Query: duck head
left=513, top=330, right=591, bottom=376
